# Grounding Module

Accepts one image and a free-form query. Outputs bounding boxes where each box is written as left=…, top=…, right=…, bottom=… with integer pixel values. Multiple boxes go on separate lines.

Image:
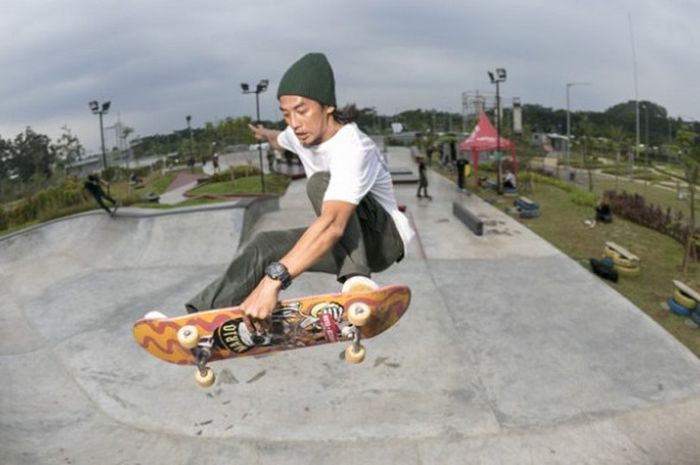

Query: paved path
left=1, top=147, right=700, bottom=465
left=159, top=172, right=201, bottom=205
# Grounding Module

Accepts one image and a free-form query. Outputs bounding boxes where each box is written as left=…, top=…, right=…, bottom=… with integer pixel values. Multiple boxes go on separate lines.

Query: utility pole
left=566, top=82, right=591, bottom=180
left=488, top=69, right=507, bottom=194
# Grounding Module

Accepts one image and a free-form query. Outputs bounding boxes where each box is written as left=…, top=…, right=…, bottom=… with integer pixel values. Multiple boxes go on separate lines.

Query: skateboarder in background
left=83, top=174, right=118, bottom=216
left=186, top=52, right=415, bottom=333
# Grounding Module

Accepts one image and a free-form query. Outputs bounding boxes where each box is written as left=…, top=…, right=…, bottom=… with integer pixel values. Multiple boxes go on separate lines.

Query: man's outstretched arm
left=241, top=200, right=355, bottom=332
left=248, top=124, right=282, bottom=151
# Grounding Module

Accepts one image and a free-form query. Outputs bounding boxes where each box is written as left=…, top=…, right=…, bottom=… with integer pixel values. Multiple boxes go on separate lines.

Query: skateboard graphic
left=133, top=279, right=411, bottom=387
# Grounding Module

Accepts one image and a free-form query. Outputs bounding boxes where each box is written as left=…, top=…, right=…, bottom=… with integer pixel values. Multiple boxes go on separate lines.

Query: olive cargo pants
left=185, top=172, right=404, bottom=313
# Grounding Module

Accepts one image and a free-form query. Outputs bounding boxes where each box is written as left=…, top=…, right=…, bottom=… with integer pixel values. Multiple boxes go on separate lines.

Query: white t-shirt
left=277, top=123, right=415, bottom=253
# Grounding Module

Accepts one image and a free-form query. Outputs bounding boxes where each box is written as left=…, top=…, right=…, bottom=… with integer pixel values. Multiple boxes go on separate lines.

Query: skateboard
left=132, top=279, right=411, bottom=388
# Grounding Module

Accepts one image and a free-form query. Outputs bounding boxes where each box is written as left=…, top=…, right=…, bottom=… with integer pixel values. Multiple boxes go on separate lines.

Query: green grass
left=436, top=166, right=700, bottom=358
left=189, top=174, right=290, bottom=196
left=150, top=173, right=178, bottom=194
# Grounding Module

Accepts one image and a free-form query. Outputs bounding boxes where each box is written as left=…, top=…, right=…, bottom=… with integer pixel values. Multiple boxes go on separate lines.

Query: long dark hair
left=332, top=103, right=359, bottom=124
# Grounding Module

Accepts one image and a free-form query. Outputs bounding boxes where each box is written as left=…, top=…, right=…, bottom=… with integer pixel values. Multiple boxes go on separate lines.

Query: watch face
left=266, top=262, right=291, bottom=289
left=266, top=262, right=286, bottom=278
left=267, top=262, right=284, bottom=278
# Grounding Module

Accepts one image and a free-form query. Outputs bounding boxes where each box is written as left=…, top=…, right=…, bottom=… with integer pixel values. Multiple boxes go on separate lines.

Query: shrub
left=208, top=165, right=261, bottom=183
left=606, top=189, right=698, bottom=254
left=0, top=207, right=7, bottom=230
left=3, top=178, right=88, bottom=230
left=570, top=191, right=598, bottom=207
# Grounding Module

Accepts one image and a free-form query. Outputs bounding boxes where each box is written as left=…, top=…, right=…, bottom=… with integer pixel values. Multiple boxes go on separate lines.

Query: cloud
left=0, top=0, right=698, bottom=152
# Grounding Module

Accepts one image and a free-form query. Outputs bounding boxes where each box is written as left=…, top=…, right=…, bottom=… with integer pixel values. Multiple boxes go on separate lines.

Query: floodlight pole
left=89, top=100, right=111, bottom=171
left=566, top=82, right=590, bottom=180
left=489, top=68, right=506, bottom=194
left=242, top=79, right=269, bottom=193
left=186, top=115, right=194, bottom=157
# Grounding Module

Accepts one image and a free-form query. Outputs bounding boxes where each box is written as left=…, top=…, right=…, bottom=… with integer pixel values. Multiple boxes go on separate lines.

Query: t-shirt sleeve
left=323, top=148, right=378, bottom=205
left=276, top=126, right=297, bottom=152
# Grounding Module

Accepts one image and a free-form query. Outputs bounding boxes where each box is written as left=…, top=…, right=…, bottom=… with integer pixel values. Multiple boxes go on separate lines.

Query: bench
left=605, top=241, right=639, bottom=262
left=453, top=202, right=483, bottom=236
left=515, top=196, right=539, bottom=210
left=673, top=280, right=700, bottom=302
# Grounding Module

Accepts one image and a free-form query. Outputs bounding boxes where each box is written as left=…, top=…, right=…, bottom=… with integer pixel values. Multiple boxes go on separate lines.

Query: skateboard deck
left=133, top=284, right=411, bottom=386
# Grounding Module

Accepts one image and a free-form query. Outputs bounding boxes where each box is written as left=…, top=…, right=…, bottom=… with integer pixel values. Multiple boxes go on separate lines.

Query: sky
left=1, top=0, right=698, bottom=153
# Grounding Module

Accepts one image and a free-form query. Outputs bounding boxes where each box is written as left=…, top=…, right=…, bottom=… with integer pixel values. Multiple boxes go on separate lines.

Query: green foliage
left=675, top=125, right=700, bottom=183
left=524, top=171, right=575, bottom=193
left=132, top=116, right=260, bottom=161
left=53, top=125, right=84, bottom=168
left=150, top=173, right=177, bottom=195
left=208, top=165, right=262, bottom=183
left=7, top=128, right=57, bottom=182
left=0, top=207, right=7, bottom=230
left=191, top=173, right=289, bottom=195
left=2, top=177, right=86, bottom=230
left=570, top=191, right=598, bottom=207
left=392, top=109, right=463, bottom=133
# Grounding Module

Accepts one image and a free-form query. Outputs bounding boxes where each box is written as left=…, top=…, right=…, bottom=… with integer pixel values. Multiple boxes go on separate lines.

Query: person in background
left=416, top=157, right=432, bottom=200
left=83, top=174, right=118, bottom=216
left=503, top=169, right=517, bottom=190
left=585, top=194, right=613, bottom=227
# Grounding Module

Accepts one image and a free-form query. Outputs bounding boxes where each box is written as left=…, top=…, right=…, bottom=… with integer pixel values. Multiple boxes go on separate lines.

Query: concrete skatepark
left=2, top=147, right=700, bottom=464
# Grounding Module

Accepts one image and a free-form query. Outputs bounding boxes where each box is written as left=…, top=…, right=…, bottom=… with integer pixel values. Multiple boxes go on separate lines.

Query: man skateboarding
left=83, top=174, right=119, bottom=216
left=185, top=52, right=414, bottom=334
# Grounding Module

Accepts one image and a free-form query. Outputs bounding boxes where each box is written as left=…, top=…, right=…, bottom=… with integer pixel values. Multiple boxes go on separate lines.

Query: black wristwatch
left=265, top=262, right=292, bottom=289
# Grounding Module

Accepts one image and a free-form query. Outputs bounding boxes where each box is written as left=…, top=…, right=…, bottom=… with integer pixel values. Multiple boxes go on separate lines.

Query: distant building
left=532, top=132, right=568, bottom=155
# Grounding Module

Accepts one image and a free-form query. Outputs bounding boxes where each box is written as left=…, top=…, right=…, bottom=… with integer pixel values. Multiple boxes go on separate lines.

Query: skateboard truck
left=192, top=338, right=216, bottom=388
left=177, top=325, right=217, bottom=388
left=341, top=321, right=366, bottom=364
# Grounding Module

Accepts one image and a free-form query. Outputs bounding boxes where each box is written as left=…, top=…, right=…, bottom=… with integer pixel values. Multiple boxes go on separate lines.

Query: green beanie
left=277, top=53, right=336, bottom=107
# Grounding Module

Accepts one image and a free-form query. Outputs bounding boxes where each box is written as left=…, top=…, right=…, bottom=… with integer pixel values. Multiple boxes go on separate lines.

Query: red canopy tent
left=458, top=112, right=518, bottom=185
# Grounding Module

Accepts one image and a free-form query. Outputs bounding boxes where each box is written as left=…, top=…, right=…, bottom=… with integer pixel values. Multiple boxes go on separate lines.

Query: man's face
left=279, top=95, right=335, bottom=147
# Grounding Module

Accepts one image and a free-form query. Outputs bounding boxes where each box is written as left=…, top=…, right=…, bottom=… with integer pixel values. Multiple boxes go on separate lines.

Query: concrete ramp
left=2, top=151, right=700, bottom=465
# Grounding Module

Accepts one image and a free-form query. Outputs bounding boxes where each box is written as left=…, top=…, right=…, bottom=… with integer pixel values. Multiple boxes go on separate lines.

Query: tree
left=0, top=136, right=10, bottom=182
left=607, top=126, right=629, bottom=191
left=53, top=125, right=84, bottom=169
left=674, top=125, right=700, bottom=273
left=10, top=127, right=56, bottom=182
left=577, top=121, right=597, bottom=192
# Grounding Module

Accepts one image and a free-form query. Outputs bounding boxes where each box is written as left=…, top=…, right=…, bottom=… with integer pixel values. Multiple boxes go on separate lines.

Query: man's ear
left=324, top=105, right=336, bottom=116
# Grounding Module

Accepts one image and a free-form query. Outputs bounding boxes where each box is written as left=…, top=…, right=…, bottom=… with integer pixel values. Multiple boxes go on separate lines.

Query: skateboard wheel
left=195, top=367, right=216, bottom=388
left=348, top=302, right=372, bottom=326
left=177, top=325, right=200, bottom=349
left=143, top=311, right=167, bottom=320
left=345, top=344, right=366, bottom=364
left=342, top=276, right=379, bottom=293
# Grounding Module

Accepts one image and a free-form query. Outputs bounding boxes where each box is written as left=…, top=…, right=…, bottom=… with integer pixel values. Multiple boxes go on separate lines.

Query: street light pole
left=241, top=79, right=269, bottom=193
left=186, top=115, right=194, bottom=172
left=89, top=100, right=111, bottom=172
left=566, top=82, right=590, bottom=180
left=488, top=68, right=507, bottom=194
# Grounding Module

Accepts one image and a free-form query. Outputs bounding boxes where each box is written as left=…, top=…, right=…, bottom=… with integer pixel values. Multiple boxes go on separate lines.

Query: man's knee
left=246, top=229, right=301, bottom=261
left=306, top=172, right=331, bottom=204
